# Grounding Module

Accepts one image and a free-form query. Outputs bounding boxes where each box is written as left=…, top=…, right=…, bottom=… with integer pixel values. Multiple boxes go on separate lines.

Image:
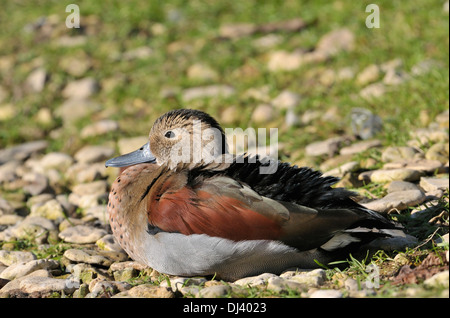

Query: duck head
left=106, top=109, right=229, bottom=169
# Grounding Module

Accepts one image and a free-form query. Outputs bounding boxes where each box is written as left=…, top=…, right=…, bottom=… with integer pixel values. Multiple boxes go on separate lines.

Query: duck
left=105, top=108, right=404, bottom=281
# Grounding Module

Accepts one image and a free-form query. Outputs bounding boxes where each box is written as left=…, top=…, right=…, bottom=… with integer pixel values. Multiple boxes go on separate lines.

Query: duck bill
left=105, top=142, right=156, bottom=167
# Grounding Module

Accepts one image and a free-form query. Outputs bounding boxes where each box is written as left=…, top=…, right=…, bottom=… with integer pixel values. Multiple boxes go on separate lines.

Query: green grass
left=0, top=0, right=448, bottom=154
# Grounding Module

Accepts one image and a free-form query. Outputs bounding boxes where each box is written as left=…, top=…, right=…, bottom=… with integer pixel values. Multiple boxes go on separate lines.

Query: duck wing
left=144, top=158, right=402, bottom=252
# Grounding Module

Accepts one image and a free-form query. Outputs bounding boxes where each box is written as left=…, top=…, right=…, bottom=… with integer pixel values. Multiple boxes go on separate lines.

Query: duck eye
left=164, top=130, right=176, bottom=138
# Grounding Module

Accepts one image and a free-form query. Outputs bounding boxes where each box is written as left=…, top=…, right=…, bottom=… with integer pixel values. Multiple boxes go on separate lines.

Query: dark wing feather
left=219, top=155, right=399, bottom=232
left=224, top=155, right=360, bottom=209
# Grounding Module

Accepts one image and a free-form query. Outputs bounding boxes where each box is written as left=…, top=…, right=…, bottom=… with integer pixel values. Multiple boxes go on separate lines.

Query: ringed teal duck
left=106, top=109, right=403, bottom=281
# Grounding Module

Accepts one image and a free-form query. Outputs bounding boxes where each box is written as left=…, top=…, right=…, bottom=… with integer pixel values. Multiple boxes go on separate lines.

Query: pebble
left=359, top=82, right=386, bottom=100
left=322, top=161, right=359, bottom=178
left=59, top=54, right=92, bottom=77
left=383, top=159, right=443, bottom=174
left=219, top=23, right=256, bottom=39
left=284, top=107, right=299, bottom=127
left=72, top=180, right=108, bottom=197
left=387, top=181, right=419, bottom=193
left=21, top=276, right=77, bottom=295
left=74, top=145, right=115, bottom=163
left=181, top=85, right=235, bottom=102
left=86, top=280, right=131, bottom=298
left=69, top=263, right=110, bottom=284
left=113, top=267, right=137, bottom=281
left=63, top=248, right=113, bottom=267
left=25, top=67, right=47, bottom=93
left=22, top=172, right=49, bottom=196
left=419, top=177, right=449, bottom=192
left=120, top=46, right=153, bottom=61
left=362, top=190, right=426, bottom=213
left=301, top=110, right=321, bottom=125
left=58, top=225, right=107, bottom=244
left=0, top=160, right=19, bottom=184
left=187, top=63, right=218, bottom=81
left=160, top=276, right=207, bottom=292
left=434, top=109, right=449, bottom=128
left=80, top=120, right=120, bottom=139
left=253, top=34, right=283, bottom=50
left=381, top=146, right=422, bottom=162
left=319, top=154, right=354, bottom=171
left=425, top=143, right=449, bottom=164
left=234, top=273, right=278, bottom=288
left=0, top=275, right=76, bottom=297
left=96, top=234, right=125, bottom=252
left=309, top=289, right=343, bottom=298
left=424, top=270, right=449, bottom=289
left=68, top=192, right=106, bottom=209
left=251, top=104, right=274, bottom=124
left=356, top=64, right=381, bottom=86
left=266, top=276, right=306, bottom=293
left=344, top=278, right=359, bottom=292
left=339, top=139, right=382, bottom=156
left=39, top=152, right=74, bottom=172
left=0, top=104, right=17, bottom=121
left=109, top=261, right=150, bottom=273
left=1, top=266, right=50, bottom=282
left=0, top=259, right=59, bottom=280
left=30, top=199, right=65, bottom=220
left=281, top=269, right=327, bottom=287
left=411, top=128, right=449, bottom=144
left=267, top=50, right=303, bottom=72
left=196, top=285, right=232, bottom=298
left=383, top=68, right=409, bottom=86
left=0, top=251, right=36, bottom=266
left=316, top=28, right=354, bottom=57
left=113, top=284, right=175, bottom=298
left=54, top=99, right=102, bottom=126
left=0, top=140, right=48, bottom=164
left=0, top=214, right=24, bottom=226
left=305, top=136, right=349, bottom=157
left=271, top=90, right=301, bottom=110
left=66, top=162, right=108, bottom=184
left=9, top=216, right=57, bottom=243
left=369, top=168, right=422, bottom=183
left=220, top=106, right=240, bottom=125
left=62, top=77, right=99, bottom=100
left=0, top=199, right=15, bottom=216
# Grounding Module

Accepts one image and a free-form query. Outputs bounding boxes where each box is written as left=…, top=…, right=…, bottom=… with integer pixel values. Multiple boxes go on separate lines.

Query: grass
left=0, top=1, right=448, bottom=154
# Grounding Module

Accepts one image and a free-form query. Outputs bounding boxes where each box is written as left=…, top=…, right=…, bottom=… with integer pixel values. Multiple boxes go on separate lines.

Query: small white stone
left=0, top=250, right=37, bottom=266
left=58, top=225, right=107, bottom=244
left=25, top=68, right=47, bottom=93
left=234, top=273, right=278, bottom=288
left=370, top=168, right=422, bottom=183
left=74, top=145, right=114, bottom=163
left=0, top=259, right=59, bottom=280
left=62, top=77, right=99, bottom=99
left=362, top=190, right=426, bottom=213
left=272, top=90, right=301, bottom=109
left=424, top=270, right=449, bottom=289
left=309, top=289, right=343, bottom=298
left=420, top=177, right=449, bottom=192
